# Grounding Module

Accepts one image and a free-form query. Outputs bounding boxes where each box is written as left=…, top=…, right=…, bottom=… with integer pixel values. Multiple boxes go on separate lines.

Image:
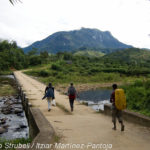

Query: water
left=77, top=89, right=112, bottom=111
left=0, top=75, right=29, bottom=140
left=0, top=96, right=29, bottom=140
left=0, top=75, right=14, bottom=79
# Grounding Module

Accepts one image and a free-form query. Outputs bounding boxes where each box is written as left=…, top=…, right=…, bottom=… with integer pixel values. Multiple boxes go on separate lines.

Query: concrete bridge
left=14, top=71, right=150, bottom=150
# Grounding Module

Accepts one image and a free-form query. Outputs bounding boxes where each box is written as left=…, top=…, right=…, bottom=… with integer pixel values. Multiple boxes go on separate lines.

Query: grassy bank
left=0, top=77, right=18, bottom=96
left=122, top=80, right=150, bottom=117
left=0, top=138, right=31, bottom=150
left=24, top=60, right=145, bottom=86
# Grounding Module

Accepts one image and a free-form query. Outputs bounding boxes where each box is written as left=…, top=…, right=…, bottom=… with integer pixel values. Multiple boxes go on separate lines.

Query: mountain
left=23, top=28, right=132, bottom=54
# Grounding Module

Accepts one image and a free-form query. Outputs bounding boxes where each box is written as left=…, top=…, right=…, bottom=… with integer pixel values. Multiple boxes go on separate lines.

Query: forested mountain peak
left=23, top=28, right=132, bottom=54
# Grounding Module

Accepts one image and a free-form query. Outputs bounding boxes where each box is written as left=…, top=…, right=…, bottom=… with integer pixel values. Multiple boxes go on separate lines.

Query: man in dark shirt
left=44, top=83, right=55, bottom=111
left=110, top=84, right=124, bottom=131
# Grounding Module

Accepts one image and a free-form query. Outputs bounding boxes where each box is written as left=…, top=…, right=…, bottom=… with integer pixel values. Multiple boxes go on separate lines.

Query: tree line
left=0, top=40, right=50, bottom=73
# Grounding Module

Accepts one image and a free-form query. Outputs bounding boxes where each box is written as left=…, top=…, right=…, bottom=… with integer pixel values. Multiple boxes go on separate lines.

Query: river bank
left=56, top=83, right=114, bottom=112
left=0, top=76, right=29, bottom=140
left=55, top=82, right=122, bottom=95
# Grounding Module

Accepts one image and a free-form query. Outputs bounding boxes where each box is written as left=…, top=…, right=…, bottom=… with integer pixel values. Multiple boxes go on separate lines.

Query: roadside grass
left=24, top=63, right=148, bottom=86
left=24, top=70, right=129, bottom=85
left=53, top=134, right=62, bottom=143
left=0, top=77, right=18, bottom=96
left=122, top=80, right=150, bottom=117
left=0, top=84, right=17, bottom=96
left=0, top=138, right=32, bottom=150
left=0, top=70, right=13, bottom=75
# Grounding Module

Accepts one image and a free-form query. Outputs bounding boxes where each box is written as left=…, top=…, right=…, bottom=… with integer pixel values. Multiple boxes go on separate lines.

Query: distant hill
left=23, top=28, right=132, bottom=54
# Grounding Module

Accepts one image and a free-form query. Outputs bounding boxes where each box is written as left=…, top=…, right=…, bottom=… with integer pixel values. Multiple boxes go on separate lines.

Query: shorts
left=47, top=97, right=53, bottom=101
left=112, top=107, right=123, bottom=123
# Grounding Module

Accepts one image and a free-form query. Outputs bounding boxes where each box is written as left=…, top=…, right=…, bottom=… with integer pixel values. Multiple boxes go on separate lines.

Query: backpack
left=115, top=89, right=126, bottom=110
left=47, top=87, right=54, bottom=98
left=69, top=87, right=76, bottom=96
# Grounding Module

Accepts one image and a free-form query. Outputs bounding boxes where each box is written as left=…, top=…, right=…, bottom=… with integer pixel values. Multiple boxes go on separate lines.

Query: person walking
left=110, top=84, right=125, bottom=131
left=42, top=83, right=55, bottom=111
left=68, top=83, right=77, bottom=112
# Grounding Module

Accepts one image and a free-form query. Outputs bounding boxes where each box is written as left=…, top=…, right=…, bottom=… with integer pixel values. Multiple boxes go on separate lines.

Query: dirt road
left=14, top=71, right=150, bottom=150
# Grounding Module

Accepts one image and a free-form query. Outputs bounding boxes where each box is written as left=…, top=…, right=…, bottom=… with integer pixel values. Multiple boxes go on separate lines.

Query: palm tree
left=9, top=0, right=21, bottom=5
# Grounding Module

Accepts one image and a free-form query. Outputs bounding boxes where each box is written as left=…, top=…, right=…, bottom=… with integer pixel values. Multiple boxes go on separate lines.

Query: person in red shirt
left=110, top=84, right=124, bottom=131
left=68, top=83, right=77, bottom=112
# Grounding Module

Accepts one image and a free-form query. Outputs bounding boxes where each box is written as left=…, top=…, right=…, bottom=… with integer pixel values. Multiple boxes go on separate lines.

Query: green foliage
left=27, top=49, right=38, bottom=56
left=51, top=63, right=62, bottom=71
left=24, top=52, right=124, bottom=85
left=24, top=48, right=150, bottom=85
left=0, top=40, right=28, bottom=71
left=0, top=77, right=18, bottom=96
left=39, top=70, right=49, bottom=77
left=29, top=56, right=42, bottom=66
left=74, top=50, right=105, bottom=58
left=123, top=80, right=150, bottom=117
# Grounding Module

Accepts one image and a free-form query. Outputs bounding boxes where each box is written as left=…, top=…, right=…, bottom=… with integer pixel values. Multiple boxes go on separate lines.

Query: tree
left=9, top=0, right=21, bottom=5
left=27, top=48, right=38, bottom=56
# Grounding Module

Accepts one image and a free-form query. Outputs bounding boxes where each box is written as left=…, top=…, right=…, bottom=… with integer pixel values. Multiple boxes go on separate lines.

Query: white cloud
left=0, top=0, right=150, bottom=48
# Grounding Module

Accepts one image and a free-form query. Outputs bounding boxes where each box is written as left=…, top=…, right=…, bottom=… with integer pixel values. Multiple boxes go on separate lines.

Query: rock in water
left=14, top=108, right=23, bottom=114
left=0, top=127, right=7, bottom=134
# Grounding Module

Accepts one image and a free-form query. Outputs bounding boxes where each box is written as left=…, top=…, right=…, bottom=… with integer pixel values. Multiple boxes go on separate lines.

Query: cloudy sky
left=0, top=0, right=150, bottom=48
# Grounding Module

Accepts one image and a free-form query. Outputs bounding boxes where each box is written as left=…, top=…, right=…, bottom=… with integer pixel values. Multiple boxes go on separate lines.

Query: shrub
left=39, top=70, right=49, bottom=77
left=51, top=63, right=62, bottom=71
left=134, top=80, right=143, bottom=87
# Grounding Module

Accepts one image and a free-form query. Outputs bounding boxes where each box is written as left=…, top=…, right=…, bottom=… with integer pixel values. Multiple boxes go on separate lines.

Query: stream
left=0, top=75, right=29, bottom=140
left=77, top=88, right=112, bottom=111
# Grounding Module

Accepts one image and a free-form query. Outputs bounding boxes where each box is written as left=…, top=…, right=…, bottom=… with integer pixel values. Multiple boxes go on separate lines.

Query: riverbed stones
left=17, top=113, right=24, bottom=117
left=2, top=124, right=9, bottom=129
left=19, top=124, right=27, bottom=129
left=1, top=96, right=23, bottom=115
left=1, top=107, right=12, bottom=114
left=14, top=108, right=23, bottom=114
left=4, top=99, right=13, bottom=105
left=0, top=118, right=7, bottom=124
left=0, top=78, right=28, bottom=139
left=0, top=127, right=7, bottom=134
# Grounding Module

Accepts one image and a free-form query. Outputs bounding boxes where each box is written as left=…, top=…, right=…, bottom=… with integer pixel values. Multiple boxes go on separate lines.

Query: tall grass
left=122, top=80, right=150, bottom=117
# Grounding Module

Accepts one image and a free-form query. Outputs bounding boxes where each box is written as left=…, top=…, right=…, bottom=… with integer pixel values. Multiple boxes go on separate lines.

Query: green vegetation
left=0, top=40, right=50, bottom=74
left=74, top=50, right=105, bottom=57
left=102, top=48, right=150, bottom=76
left=0, top=84, right=17, bottom=96
left=0, top=138, right=31, bottom=150
left=1, top=40, right=150, bottom=117
left=0, top=77, right=17, bottom=96
left=122, top=80, right=150, bottom=117
left=24, top=55, right=123, bottom=85
left=0, top=40, right=27, bottom=73
left=24, top=48, right=150, bottom=85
